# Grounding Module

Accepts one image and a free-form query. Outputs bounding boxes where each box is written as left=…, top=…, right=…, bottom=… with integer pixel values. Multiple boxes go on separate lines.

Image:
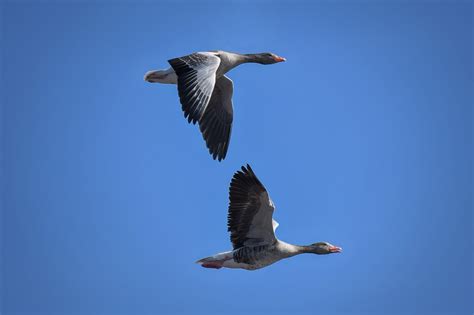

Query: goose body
left=196, top=165, right=342, bottom=271
left=145, top=51, right=285, bottom=161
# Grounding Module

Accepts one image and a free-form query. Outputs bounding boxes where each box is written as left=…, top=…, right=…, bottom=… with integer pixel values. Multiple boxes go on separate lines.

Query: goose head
left=247, top=52, right=286, bottom=64
left=308, top=242, right=342, bottom=255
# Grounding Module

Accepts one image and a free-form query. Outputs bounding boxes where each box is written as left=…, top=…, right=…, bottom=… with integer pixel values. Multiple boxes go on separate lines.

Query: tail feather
left=196, top=251, right=233, bottom=269
left=195, top=256, right=214, bottom=264
left=144, top=68, right=177, bottom=84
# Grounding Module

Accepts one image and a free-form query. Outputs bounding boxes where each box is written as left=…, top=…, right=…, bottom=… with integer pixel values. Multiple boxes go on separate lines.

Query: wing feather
left=199, top=76, right=233, bottom=161
left=227, top=165, right=276, bottom=249
left=168, top=52, right=220, bottom=124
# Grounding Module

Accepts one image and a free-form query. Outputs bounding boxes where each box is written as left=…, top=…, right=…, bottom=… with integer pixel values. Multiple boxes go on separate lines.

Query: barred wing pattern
left=168, top=52, right=221, bottom=124
left=199, top=76, right=234, bottom=161
left=227, top=165, right=276, bottom=250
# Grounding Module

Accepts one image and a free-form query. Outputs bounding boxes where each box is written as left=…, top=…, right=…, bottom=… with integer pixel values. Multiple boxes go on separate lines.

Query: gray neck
left=294, top=245, right=317, bottom=254
left=215, top=52, right=250, bottom=75
left=242, top=53, right=262, bottom=63
left=277, top=241, right=315, bottom=258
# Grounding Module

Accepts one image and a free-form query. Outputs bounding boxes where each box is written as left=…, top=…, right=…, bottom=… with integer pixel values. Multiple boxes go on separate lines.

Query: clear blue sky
left=1, top=1, right=472, bottom=315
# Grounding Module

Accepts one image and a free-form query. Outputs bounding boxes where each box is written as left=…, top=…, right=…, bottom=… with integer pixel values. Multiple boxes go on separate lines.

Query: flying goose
left=144, top=51, right=285, bottom=161
left=196, top=165, right=342, bottom=270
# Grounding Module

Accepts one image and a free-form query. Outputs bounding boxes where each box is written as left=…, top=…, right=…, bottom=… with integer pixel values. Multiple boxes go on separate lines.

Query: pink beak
left=329, top=245, right=342, bottom=253
left=273, top=56, right=286, bottom=62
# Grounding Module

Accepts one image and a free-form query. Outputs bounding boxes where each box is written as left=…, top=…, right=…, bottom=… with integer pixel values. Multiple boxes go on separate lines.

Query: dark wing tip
left=208, top=143, right=227, bottom=161
left=213, top=152, right=220, bottom=161
left=200, top=112, right=232, bottom=161
left=240, top=164, right=254, bottom=175
left=227, top=164, right=271, bottom=249
left=230, top=164, right=265, bottom=191
left=241, top=164, right=256, bottom=179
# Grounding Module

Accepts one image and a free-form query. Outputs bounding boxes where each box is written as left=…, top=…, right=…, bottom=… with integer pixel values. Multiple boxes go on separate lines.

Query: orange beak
left=273, top=56, right=286, bottom=62
left=329, top=245, right=342, bottom=253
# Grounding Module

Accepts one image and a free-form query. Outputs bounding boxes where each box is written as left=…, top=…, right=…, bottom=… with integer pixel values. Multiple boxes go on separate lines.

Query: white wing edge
left=272, top=219, right=279, bottom=232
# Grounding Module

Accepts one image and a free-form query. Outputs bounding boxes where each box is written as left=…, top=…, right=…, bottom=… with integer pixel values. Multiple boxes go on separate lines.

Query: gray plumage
left=196, top=165, right=342, bottom=271
left=145, top=51, right=285, bottom=161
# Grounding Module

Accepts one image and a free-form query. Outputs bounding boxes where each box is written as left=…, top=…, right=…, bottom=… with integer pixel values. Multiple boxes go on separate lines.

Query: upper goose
left=196, top=165, right=342, bottom=270
left=144, top=51, right=285, bottom=161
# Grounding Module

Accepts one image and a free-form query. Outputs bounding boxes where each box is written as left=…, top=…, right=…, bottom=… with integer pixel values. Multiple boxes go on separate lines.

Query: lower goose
left=196, top=165, right=342, bottom=271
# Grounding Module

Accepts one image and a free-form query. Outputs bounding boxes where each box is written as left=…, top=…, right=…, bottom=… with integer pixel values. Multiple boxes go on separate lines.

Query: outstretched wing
left=168, top=52, right=221, bottom=124
left=199, top=75, right=233, bottom=161
left=227, top=165, right=277, bottom=250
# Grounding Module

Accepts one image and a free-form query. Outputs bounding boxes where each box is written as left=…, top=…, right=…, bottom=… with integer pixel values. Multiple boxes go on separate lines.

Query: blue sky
left=1, top=1, right=472, bottom=315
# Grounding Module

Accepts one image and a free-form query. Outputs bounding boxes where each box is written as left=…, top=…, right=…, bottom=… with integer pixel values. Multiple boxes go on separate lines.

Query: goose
left=144, top=51, right=285, bottom=161
left=196, top=165, right=342, bottom=270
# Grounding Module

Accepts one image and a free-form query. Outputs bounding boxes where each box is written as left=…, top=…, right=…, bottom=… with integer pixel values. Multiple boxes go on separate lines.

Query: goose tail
left=196, top=251, right=233, bottom=269
left=144, top=68, right=177, bottom=84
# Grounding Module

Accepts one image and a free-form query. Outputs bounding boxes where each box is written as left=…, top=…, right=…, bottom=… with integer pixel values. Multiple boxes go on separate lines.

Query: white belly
left=222, top=259, right=253, bottom=269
